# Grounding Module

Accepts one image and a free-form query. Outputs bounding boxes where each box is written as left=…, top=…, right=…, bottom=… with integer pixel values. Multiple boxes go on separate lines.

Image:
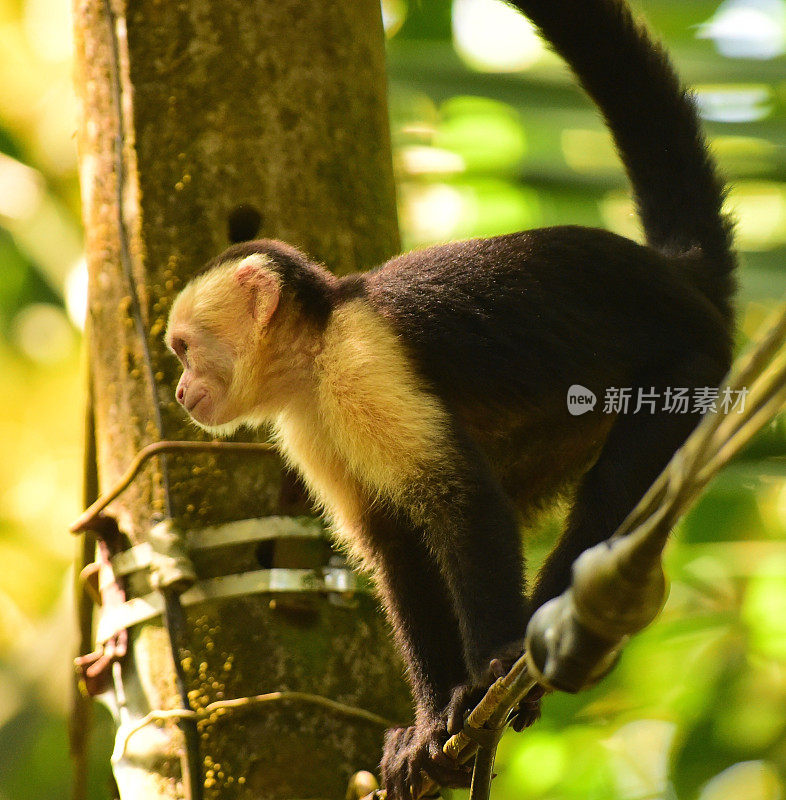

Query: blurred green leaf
left=436, top=96, right=527, bottom=171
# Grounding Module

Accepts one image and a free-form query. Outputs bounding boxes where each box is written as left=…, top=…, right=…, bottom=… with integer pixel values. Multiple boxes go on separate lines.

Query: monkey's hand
left=381, top=717, right=473, bottom=800
left=446, top=643, right=545, bottom=736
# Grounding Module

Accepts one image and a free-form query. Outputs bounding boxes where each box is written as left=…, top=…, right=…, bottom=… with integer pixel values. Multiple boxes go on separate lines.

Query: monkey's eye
left=170, top=337, right=189, bottom=363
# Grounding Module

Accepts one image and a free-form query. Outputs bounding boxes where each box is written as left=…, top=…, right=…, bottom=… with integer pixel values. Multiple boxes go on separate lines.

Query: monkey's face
left=165, top=255, right=284, bottom=435
left=167, top=324, right=237, bottom=430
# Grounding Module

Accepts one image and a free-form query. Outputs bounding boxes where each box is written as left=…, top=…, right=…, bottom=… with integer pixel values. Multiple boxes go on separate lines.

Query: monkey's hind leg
left=529, top=356, right=727, bottom=614
left=510, top=361, right=720, bottom=732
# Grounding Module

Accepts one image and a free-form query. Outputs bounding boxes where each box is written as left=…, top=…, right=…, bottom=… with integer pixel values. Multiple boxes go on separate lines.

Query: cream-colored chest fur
left=273, top=299, right=454, bottom=542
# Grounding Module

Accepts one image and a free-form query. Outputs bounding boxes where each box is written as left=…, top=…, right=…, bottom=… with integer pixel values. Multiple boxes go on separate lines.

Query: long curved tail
left=508, top=0, right=736, bottom=320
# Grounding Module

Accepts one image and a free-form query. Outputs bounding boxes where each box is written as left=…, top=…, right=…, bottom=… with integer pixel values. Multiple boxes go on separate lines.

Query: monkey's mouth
left=186, top=392, right=208, bottom=414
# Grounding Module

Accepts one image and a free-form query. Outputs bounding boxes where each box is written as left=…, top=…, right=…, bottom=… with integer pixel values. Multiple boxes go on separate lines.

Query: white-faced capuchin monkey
left=165, top=0, right=735, bottom=796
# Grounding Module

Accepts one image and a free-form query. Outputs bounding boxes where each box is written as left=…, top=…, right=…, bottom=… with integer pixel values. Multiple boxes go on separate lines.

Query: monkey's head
left=165, top=241, right=333, bottom=436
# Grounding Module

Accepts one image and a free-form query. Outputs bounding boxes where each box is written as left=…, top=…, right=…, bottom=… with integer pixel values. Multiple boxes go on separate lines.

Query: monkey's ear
left=235, top=255, right=280, bottom=325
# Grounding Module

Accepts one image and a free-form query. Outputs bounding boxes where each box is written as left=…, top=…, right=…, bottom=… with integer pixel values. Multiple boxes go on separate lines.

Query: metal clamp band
left=111, top=516, right=325, bottom=578
left=96, top=566, right=366, bottom=644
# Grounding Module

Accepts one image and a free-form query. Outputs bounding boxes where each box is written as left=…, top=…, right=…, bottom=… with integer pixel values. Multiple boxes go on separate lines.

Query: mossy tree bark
left=73, top=1, right=410, bottom=797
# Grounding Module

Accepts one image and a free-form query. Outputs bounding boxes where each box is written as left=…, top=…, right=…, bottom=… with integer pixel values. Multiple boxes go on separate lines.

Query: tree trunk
left=72, top=1, right=410, bottom=798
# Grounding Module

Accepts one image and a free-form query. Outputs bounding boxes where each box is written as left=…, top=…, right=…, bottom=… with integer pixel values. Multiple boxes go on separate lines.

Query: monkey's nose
left=176, top=385, right=185, bottom=404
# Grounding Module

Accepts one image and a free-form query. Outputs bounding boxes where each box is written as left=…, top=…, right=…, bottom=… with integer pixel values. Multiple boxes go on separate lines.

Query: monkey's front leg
left=423, top=434, right=533, bottom=737
left=362, top=506, right=474, bottom=799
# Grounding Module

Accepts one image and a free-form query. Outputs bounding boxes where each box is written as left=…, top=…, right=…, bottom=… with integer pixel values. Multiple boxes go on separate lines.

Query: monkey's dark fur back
left=367, top=227, right=729, bottom=410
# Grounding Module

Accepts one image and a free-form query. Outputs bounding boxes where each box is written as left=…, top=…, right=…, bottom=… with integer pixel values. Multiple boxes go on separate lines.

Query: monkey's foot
left=381, top=719, right=472, bottom=800
left=446, top=643, right=544, bottom=735
left=509, top=684, right=546, bottom=731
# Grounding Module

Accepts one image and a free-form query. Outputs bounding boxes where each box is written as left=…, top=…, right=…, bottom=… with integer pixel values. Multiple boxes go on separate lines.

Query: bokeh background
left=1, top=0, right=785, bottom=797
